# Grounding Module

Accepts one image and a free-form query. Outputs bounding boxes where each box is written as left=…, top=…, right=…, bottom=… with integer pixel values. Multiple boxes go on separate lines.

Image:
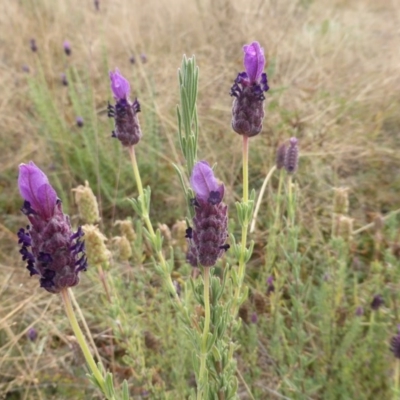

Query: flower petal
left=18, top=162, right=57, bottom=219
left=109, top=68, right=130, bottom=100
left=190, top=161, right=224, bottom=203
left=243, top=42, right=265, bottom=83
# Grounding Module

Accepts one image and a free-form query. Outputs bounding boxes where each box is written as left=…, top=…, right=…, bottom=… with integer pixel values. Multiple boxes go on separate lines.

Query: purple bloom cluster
left=186, top=162, right=228, bottom=267
left=63, top=41, right=71, bottom=56
left=108, top=69, right=142, bottom=146
left=390, top=325, right=400, bottom=359
left=17, top=162, right=87, bottom=294
left=230, top=42, right=269, bottom=137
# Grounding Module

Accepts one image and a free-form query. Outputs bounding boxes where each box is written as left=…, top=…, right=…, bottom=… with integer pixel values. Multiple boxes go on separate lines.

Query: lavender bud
left=187, top=161, right=228, bottom=267
left=140, top=53, right=147, bottom=63
left=76, top=116, right=84, bottom=128
left=129, top=55, right=136, bottom=64
left=284, top=137, right=299, bottom=174
left=27, top=327, right=38, bottom=342
left=61, top=73, right=68, bottom=86
left=276, top=143, right=286, bottom=170
left=108, top=68, right=142, bottom=146
left=30, top=39, right=38, bottom=52
left=230, top=42, right=269, bottom=137
left=17, top=162, right=87, bottom=294
left=63, top=41, right=71, bottom=56
left=371, top=294, right=384, bottom=311
left=22, top=65, right=30, bottom=73
left=267, top=275, right=275, bottom=295
left=390, top=325, right=400, bottom=359
left=251, top=312, right=258, bottom=324
left=94, top=0, right=99, bottom=11
left=355, top=306, right=364, bottom=317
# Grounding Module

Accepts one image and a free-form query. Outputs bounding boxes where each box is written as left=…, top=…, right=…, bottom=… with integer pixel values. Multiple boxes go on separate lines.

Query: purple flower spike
left=186, top=161, right=228, bottom=267
left=109, top=68, right=130, bottom=101
left=27, top=327, right=38, bottom=342
left=190, top=161, right=224, bottom=204
left=243, top=42, right=265, bottom=84
left=17, top=162, right=86, bottom=294
left=108, top=69, right=142, bottom=146
left=230, top=41, right=269, bottom=137
left=63, top=41, right=71, bottom=56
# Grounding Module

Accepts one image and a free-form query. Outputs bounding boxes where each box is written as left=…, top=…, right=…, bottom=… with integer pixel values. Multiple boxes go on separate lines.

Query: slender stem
left=242, top=136, right=249, bottom=203
left=394, top=358, right=400, bottom=399
left=69, top=289, right=103, bottom=366
left=60, top=288, right=107, bottom=395
left=198, top=267, right=211, bottom=400
left=128, top=145, right=181, bottom=304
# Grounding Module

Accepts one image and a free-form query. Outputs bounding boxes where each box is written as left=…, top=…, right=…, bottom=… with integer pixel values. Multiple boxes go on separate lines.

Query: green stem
left=198, top=266, right=211, bottom=400
left=394, top=358, right=400, bottom=399
left=60, top=288, right=107, bottom=395
left=128, top=145, right=181, bottom=304
left=242, top=135, right=249, bottom=203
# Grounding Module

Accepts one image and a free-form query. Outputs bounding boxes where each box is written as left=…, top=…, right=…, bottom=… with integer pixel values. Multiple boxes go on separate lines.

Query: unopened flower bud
left=158, top=223, right=171, bottom=246
left=333, top=187, right=349, bottom=215
left=72, top=181, right=100, bottom=224
left=113, top=236, right=132, bottom=261
left=61, top=73, right=68, bottom=86
left=114, top=219, right=136, bottom=243
left=390, top=325, right=400, bottom=359
left=27, top=327, right=38, bottom=342
left=284, top=137, right=299, bottom=174
left=82, top=225, right=110, bottom=266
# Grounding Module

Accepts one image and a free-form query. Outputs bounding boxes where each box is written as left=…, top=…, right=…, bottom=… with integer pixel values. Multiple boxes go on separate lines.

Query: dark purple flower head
left=109, top=68, right=130, bottom=101
left=186, top=161, right=228, bottom=267
left=94, top=0, right=99, bottom=11
left=276, top=143, right=287, bottom=170
left=76, top=116, right=84, bottom=128
left=63, top=41, right=71, bottom=56
left=355, top=306, right=364, bottom=317
left=390, top=325, right=400, bottom=359
left=130, top=55, right=136, bottom=65
left=30, top=39, right=38, bottom=52
left=267, top=275, right=275, bottom=295
left=17, top=162, right=87, bottom=294
left=27, top=327, right=38, bottom=342
left=108, top=68, right=142, bottom=146
left=230, top=41, right=269, bottom=137
left=61, top=73, right=68, bottom=86
left=371, top=294, right=384, bottom=311
left=251, top=312, right=258, bottom=324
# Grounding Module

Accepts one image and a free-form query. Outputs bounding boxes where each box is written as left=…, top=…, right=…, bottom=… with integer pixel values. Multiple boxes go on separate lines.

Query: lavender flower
left=63, top=41, right=71, bottom=56
left=186, top=161, right=228, bottom=267
left=22, top=65, right=30, bottom=73
left=94, top=0, right=99, bottom=11
left=61, top=73, right=68, bottom=86
left=267, top=275, right=275, bottom=295
left=284, top=137, right=299, bottom=174
left=76, top=116, right=84, bottom=128
left=108, top=68, right=142, bottom=146
left=17, top=162, right=87, bottom=294
left=30, top=39, right=38, bottom=52
left=27, top=327, right=38, bottom=342
left=371, top=294, right=384, bottom=311
left=140, top=53, right=147, bottom=63
left=129, top=55, right=136, bottom=65
left=230, top=41, right=269, bottom=137
left=251, top=312, right=258, bottom=324
left=390, top=325, right=400, bottom=359
left=355, top=306, right=364, bottom=317
left=276, top=143, right=287, bottom=170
